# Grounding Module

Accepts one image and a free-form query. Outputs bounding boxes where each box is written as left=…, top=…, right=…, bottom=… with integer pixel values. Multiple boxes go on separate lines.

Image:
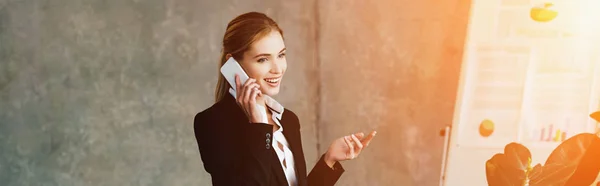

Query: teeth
left=265, top=78, right=279, bottom=83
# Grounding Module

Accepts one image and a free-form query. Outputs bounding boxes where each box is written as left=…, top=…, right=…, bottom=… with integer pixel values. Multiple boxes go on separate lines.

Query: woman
left=194, top=12, right=376, bottom=186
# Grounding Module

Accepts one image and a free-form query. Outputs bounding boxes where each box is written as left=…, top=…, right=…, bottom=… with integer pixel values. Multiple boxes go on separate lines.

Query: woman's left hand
left=324, top=131, right=377, bottom=168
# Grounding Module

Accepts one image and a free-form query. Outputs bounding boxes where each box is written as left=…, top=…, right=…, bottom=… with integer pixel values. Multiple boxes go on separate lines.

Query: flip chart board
left=442, top=0, right=600, bottom=185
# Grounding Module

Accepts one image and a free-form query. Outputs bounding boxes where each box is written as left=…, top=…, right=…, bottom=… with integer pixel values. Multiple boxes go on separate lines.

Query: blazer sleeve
left=307, top=154, right=345, bottom=186
left=194, top=111, right=277, bottom=186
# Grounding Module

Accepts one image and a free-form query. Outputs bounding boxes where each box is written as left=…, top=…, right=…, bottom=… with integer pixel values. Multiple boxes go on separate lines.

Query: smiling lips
left=264, top=77, right=281, bottom=87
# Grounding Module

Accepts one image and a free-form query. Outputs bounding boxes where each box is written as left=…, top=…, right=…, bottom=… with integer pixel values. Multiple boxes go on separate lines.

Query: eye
left=257, top=58, right=268, bottom=63
left=278, top=53, right=286, bottom=58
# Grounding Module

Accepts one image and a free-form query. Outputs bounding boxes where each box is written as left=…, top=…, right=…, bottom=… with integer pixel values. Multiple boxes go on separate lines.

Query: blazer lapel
left=270, top=115, right=292, bottom=186
left=281, top=114, right=308, bottom=186
left=269, top=115, right=289, bottom=185
left=271, top=156, right=288, bottom=185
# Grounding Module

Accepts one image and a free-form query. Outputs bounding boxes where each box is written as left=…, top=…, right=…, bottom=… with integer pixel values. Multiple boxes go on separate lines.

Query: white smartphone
left=220, top=57, right=249, bottom=91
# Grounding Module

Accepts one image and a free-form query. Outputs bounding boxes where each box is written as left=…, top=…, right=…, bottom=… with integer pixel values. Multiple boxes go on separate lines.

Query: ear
left=225, top=54, right=232, bottom=60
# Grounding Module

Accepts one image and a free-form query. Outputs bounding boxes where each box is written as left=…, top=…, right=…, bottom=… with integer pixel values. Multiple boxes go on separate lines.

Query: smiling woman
left=193, top=12, right=377, bottom=186
left=213, top=12, right=287, bottom=102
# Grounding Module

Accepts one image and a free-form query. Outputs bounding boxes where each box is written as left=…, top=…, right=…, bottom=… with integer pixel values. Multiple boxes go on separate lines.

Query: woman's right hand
left=235, top=74, right=265, bottom=123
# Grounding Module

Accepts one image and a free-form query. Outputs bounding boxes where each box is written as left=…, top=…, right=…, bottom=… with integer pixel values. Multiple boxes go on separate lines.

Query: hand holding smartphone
left=220, top=57, right=266, bottom=123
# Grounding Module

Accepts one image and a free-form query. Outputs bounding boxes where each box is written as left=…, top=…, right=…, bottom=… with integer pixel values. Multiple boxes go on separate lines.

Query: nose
left=269, top=59, right=283, bottom=74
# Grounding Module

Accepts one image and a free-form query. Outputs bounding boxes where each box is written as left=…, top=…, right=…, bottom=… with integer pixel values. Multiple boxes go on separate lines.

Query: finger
left=243, top=78, right=256, bottom=89
left=246, top=86, right=260, bottom=116
left=239, top=78, right=254, bottom=99
left=250, top=87, right=260, bottom=105
left=354, top=132, right=365, bottom=139
left=244, top=83, right=259, bottom=104
left=361, top=131, right=377, bottom=147
left=344, top=136, right=355, bottom=159
left=255, top=89, right=263, bottom=103
left=241, top=79, right=256, bottom=102
left=235, top=74, right=243, bottom=101
left=351, top=134, right=363, bottom=152
left=235, top=74, right=241, bottom=92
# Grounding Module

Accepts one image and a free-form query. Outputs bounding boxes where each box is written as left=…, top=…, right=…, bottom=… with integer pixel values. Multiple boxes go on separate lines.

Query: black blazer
left=194, top=94, right=345, bottom=186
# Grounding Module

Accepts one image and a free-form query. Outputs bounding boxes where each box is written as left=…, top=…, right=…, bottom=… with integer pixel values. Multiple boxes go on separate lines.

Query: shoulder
left=283, top=108, right=298, bottom=120
left=282, top=108, right=301, bottom=128
left=194, top=104, right=217, bottom=130
left=194, top=97, right=233, bottom=123
left=194, top=98, right=241, bottom=132
left=194, top=100, right=229, bottom=130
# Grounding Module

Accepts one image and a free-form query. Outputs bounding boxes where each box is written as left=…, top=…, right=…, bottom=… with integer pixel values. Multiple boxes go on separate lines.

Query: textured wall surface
left=316, top=0, right=471, bottom=185
left=0, top=0, right=319, bottom=185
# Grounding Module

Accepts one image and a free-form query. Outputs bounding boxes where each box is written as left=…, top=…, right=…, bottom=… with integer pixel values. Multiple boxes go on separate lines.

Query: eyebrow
left=253, top=48, right=286, bottom=59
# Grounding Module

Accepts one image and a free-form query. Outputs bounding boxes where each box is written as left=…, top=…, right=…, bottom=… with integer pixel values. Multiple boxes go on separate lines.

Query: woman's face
left=239, top=31, right=287, bottom=96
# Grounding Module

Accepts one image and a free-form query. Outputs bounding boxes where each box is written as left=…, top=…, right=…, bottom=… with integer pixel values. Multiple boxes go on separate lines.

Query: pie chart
left=479, top=119, right=495, bottom=137
left=531, top=3, right=558, bottom=22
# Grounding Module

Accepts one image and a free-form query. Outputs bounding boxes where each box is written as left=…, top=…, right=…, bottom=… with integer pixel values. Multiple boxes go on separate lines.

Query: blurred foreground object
left=485, top=133, right=600, bottom=186
left=530, top=3, right=558, bottom=22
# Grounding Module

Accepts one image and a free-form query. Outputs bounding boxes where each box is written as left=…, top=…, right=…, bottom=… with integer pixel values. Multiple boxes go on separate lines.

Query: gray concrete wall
left=316, top=0, right=471, bottom=185
left=0, top=0, right=318, bottom=185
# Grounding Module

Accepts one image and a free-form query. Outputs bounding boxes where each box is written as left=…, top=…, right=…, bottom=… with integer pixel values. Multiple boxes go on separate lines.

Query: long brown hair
left=214, top=12, right=284, bottom=102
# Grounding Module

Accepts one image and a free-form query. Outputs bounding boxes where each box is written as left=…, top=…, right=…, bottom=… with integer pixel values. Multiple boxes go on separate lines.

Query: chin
left=262, top=88, right=280, bottom=96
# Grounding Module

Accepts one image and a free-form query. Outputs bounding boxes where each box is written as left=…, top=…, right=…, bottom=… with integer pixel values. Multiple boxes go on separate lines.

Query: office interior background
left=1, top=0, right=599, bottom=185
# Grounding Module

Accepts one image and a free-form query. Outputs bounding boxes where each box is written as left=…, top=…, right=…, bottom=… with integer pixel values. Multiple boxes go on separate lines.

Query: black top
left=194, top=94, right=345, bottom=186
